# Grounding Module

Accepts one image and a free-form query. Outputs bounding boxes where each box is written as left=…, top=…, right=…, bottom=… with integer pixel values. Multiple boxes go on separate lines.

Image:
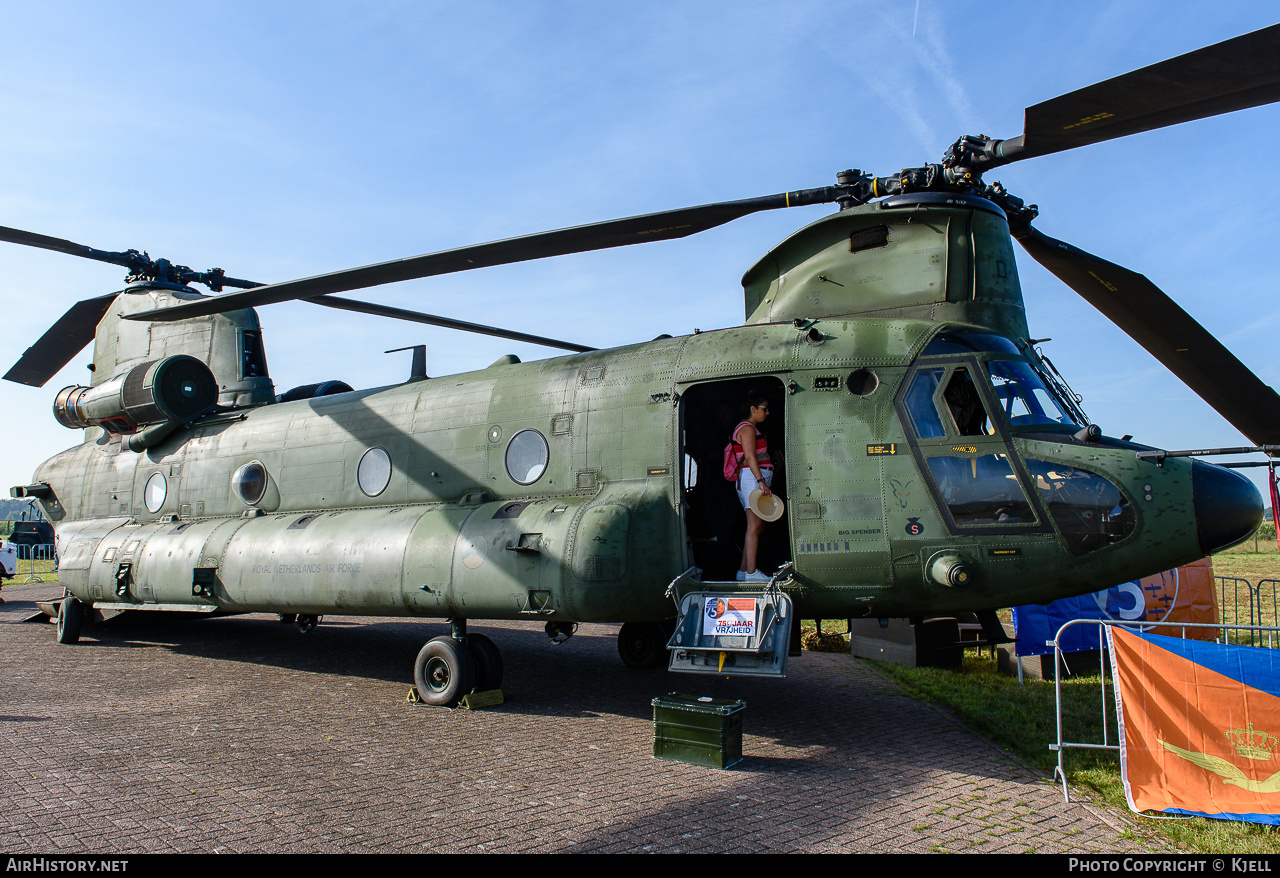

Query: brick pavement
left=0, top=582, right=1171, bottom=854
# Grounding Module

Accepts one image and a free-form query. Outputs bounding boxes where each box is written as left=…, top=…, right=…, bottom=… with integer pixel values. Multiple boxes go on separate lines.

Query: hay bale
left=802, top=628, right=849, bottom=653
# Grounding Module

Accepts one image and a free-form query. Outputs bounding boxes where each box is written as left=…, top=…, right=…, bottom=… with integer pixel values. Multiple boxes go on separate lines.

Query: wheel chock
left=460, top=689, right=504, bottom=709
left=407, top=687, right=504, bottom=708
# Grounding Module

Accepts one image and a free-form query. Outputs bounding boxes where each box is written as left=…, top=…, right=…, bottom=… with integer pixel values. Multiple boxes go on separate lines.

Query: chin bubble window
left=232, top=461, right=268, bottom=506
left=505, top=429, right=549, bottom=486
left=1026, top=460, right=1135, bottom=554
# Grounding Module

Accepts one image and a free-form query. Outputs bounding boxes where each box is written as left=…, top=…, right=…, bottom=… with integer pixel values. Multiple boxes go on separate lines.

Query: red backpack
left=722, top=421, right=754, bottom=480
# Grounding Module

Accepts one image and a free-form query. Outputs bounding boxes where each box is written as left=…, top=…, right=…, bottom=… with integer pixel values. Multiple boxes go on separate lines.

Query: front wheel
left=57, top=597, right=84, bottom=644
left=413, top=636, right=477, bottom=707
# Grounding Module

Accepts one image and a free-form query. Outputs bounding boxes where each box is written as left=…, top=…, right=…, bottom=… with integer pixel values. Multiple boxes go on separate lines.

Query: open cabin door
left=677, top=376, right=790, bottom=583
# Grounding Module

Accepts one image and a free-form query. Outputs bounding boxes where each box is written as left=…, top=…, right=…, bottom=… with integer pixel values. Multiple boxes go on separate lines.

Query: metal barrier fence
left=1214, top=575, right=1279, bottom=645
left=4, top=542, right=57, bottom=583
left=1049, top=618, right=1280, bottom=803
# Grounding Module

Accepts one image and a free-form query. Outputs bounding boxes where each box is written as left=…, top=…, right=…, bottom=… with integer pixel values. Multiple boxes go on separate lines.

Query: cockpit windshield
left=914, top=330, right=1086, bottom=433
left=986, top=360, right=1079, bottom=429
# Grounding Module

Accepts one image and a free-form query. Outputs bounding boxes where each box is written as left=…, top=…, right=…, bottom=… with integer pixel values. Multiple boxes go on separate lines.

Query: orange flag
left=1109, top=626, right=1280, bottom=823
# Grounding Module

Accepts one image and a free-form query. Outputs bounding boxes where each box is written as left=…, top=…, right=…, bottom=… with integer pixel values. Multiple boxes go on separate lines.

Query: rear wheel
left=617, top=621, right=669, bottom=669
left=413, top=636, right=477, bottom=706
left=56, top=597, right=84, bottom=644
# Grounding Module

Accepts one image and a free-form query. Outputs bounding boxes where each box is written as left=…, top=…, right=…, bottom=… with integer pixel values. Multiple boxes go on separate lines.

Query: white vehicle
left=0, top=540, right=17, bottom=579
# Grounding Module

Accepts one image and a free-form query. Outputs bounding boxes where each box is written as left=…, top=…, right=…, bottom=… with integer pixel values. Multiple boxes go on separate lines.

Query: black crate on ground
left=996, top=644, right=1105, bottom=680
left=849, top=616, right=964, bottom=669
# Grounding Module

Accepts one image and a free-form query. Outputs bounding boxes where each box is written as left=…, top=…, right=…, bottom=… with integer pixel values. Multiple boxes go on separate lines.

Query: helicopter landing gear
left=617, top=621, right=671, bottom=669
left=544, top=620, right=577, bottom=643
left=278, top=613, right=297, bottom=624
left=413, top=635, right=477, bottom=707
left=412, top=621, right=504, bottom=707
left=466, top=632, right=503, bottom=692
left=296, top=614, right=321, bottom=633
left=56, top=596, right=84, bottom=645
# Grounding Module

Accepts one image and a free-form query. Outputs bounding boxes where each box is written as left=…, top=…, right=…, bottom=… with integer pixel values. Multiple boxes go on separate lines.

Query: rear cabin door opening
left=678, top=377, right=790, bottom=582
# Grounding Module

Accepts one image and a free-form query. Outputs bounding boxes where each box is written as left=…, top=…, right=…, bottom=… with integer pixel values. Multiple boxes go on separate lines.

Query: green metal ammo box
left=651, top=693, right=745, bottom=769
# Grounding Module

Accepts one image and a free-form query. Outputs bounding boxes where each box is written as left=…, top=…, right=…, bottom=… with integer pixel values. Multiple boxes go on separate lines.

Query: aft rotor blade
left=139, top=189, right=838, bottom=323
left=3, top=292, right=118, bottom=387
left=312, top=295, right=595, bottom=352
left=1013, top=224, right=1280, bottom=446
left=992, top=24, right=1280, bottom=165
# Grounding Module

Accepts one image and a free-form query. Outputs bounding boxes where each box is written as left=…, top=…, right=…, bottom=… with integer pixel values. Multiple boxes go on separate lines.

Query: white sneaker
left=744, top=570, right=771, bottom=582
left=735, top=570, right=746, bottom=581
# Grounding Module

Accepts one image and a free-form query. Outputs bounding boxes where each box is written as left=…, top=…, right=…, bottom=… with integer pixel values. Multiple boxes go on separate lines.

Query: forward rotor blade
left=1013, top=224, right=1280, bottom=446
left=312, top=295, right=595, bottom=352
left=139, top=189, right=838, bottom=323
left=0, top=225, right=138, bottom=270
left=3, top=292, right=117, bottom=386
left=994, top=24, right=1280, bottom=164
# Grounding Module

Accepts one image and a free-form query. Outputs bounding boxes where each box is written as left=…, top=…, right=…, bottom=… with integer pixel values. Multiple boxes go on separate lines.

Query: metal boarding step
left=663, top=565, right=794, bottom=677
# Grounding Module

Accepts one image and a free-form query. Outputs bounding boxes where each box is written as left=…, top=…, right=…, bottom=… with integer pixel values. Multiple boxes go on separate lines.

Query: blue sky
left=1, top=1, right=1278, bottom=501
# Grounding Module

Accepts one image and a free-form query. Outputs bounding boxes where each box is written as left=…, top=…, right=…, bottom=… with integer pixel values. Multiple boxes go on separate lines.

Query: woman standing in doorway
left=733, top=389, right=773, bottom=582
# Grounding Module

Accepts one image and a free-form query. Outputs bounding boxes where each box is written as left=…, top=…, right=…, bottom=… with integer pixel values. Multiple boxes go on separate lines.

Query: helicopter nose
left=1192, top=459, right=1264, bottom=556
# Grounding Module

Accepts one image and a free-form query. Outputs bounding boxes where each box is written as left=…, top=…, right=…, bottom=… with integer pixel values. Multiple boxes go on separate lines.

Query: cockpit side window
left=897, top=342, right=1051, bottom=535
left=902, top=365, right=992, bottom=440
left=926, top=453, right=1035, bottom=526
left=903, top=367, right=947, bottom=439
left=942, top=368, right=990, bottom=436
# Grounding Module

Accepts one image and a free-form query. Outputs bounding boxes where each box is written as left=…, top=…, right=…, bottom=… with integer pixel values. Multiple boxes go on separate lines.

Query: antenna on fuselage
left=386, top=345, right=427, bottom=381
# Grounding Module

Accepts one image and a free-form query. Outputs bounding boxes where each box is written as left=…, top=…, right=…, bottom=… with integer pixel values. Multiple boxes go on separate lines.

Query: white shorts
left=737, top=468, right=773, bottom=511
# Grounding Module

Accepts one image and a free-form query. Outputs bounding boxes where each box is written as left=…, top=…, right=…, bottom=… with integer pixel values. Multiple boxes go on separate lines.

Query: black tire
left=57, top=597, right=84, bottom=645
left=278, top=614, right=297, bottom=624
left=467, top=633, right=503, bottom=691
left=617, top=621, right=669, bottom=669
left=413, top=636, right=477, bottom=706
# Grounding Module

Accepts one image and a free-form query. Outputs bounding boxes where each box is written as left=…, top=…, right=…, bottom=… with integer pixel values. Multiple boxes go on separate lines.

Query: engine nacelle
left=54, top=355, right=218, bottom=433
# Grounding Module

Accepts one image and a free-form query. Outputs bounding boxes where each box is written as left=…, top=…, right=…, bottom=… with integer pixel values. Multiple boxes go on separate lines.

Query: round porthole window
left=505, top=430, right=549, bottom=486
left=143, top=471, right=167, bottom=513
left=357, top=447, right=393, bottom=497
left=232, top=461, right=268, bottom=506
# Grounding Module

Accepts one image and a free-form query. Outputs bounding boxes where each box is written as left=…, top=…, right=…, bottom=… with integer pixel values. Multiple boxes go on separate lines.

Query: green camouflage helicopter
left=4, top=25, right=1277, bottom=705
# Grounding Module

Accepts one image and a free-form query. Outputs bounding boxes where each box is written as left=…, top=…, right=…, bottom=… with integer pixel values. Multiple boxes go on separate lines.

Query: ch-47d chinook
left=4, top=26, right=1279, bottom=706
